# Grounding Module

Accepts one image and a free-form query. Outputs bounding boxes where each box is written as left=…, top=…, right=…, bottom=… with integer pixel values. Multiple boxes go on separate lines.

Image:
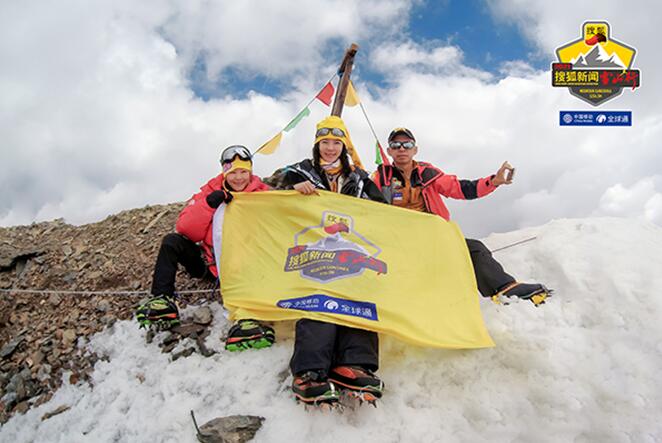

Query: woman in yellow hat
left=282, top=116, right=385, bottom=200
left=279, top=116, right=386, bottom=407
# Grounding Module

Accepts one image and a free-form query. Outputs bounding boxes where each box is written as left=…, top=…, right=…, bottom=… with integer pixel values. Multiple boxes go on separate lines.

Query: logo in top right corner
left=552, top=21, right=640, bottom=106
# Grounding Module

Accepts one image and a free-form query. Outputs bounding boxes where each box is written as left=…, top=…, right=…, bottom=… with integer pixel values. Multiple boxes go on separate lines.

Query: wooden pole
left=330, top=43, right=359, bottom=117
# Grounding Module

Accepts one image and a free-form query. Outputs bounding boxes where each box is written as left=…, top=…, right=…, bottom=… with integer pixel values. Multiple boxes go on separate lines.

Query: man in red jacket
left=137, top=146, right=275, bottom=350
left=372, top=128, right=550, bottom=305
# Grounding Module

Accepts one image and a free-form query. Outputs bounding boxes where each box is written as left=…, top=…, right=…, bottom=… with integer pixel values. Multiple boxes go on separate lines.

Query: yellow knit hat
left=314, top=116, right=364, bottom=169
left=222, top=158, right=252, bottom=175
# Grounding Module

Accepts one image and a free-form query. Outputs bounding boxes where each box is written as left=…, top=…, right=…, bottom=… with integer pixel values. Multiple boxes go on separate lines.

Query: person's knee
left=161, top=233, right=192, bottom=252
left=467, top=239, right=490, bottom=256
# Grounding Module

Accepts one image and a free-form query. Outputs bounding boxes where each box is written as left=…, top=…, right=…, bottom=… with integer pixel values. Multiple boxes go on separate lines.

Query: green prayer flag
left=375, top=140, right=384, bottom=165
left=284, top=107, right=311, bottom=132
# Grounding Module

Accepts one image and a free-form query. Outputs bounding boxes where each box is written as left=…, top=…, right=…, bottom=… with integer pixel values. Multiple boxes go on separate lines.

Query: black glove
left=206, top=190, right=233, bottom=208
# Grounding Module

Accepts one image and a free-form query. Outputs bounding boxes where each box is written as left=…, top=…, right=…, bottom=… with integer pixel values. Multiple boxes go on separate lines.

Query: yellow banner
left=213, top=191, right=494, bottom=349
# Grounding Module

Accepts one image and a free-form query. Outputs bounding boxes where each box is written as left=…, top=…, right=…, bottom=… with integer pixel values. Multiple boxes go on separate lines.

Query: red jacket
left=176, top=174, right=269, bottom=276
left=373, top=162, right=497, bottom=220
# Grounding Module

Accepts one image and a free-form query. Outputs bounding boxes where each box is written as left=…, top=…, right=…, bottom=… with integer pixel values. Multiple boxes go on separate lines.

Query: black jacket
left=281, top=159, right=386, bottom=203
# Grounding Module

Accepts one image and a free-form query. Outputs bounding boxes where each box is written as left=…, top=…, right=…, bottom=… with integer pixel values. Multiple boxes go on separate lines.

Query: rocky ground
left=0, top=203, right=220, bottom=424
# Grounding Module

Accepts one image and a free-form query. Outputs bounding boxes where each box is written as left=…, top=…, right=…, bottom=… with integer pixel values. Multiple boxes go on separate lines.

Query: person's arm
left=361, top=177, right=387, bottom=203
left=431, top=172, right=498, bottom=200
left=282, top=162, right=325, bottom=195
left=176, top=183, right=231, bottom=242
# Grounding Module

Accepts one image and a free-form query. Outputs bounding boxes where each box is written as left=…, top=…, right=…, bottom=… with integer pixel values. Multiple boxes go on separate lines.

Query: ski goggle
left=388, top=141, right=416, bottom=150
left=220, top=145, right=252, bottom=164
left=315, top=127, right=346, bottom=138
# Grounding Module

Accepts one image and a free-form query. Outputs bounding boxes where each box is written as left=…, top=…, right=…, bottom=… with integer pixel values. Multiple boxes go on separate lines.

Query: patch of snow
left=2, top=217, right=661, bottom=442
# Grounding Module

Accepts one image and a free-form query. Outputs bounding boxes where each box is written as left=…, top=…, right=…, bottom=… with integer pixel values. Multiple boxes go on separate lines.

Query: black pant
left=150, top=233, right=211, bottom=297
left=290, top=319, right=379, bottom=376
left=466, top=238, right=515, bottom=297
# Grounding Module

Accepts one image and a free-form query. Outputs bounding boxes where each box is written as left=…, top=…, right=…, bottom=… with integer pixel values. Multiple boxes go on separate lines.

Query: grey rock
left=15, top=258, right=31, bottom=279
left=24, top=379, right=41, bottom=400
left=28, top=351, right=44, bottom=367
left=36, top=364, right=52, bottom=382
left=145, top=330, right=155, bottom=345
left=48, top=294, right=62, bottom=306
left=196, top=335, right=217, bottom=358
left=160, top=333, right=180, bottom=347
left=0, top=247, right=42, bottom=271
left=161, top=342, right=178, bottom=354
left=40, top=340, right=54, bottom=353
left=196, top=415, right=265, bottom=443
left=5, top=368, right=31, bottom=402
left=1, top=336, right=23, bottom=359
left=172, top=347, right=195, bottom=361
left=62, top=329, right=77, bottom=346
left=62, top=272, right=76, bottom=284
left=191, top=306, right=213, bottom=326
left=65, top=310, right=80, bottom=323
left=15, top=401, right=29, bottom=414
left=2, top=392, right=17, bottom=412
left=97, top=299, right=111, bottom=312
left=171, top=323, right=206, bottom=338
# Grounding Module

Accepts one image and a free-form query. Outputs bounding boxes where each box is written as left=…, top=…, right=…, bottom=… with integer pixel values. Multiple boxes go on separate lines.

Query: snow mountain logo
left=552, top=21, right=640, bottom=106
left=283, top=211, right=387, bottom=283
left=571, top=44, right=625, bottom=69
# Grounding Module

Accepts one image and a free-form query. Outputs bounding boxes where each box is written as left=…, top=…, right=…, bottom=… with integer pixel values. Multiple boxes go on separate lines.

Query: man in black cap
left=372, top=128, right=550, bottom=305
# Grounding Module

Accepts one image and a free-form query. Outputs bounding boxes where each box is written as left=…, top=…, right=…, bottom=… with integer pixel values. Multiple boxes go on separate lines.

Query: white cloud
left=372, top=41, right=462, bottom=69
left=1, top=0, right=661, bottom=241
left=596, top=177, right=662, bottom=224
left=0, top=0, right=413, bottom=226
left=371, top=40, right=492, bottom=80
left=161, top=0, right=412, bottom=80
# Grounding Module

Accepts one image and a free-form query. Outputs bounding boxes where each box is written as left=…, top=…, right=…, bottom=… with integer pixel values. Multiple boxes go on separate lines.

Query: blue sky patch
left=185, top=1, right=540, bottom=101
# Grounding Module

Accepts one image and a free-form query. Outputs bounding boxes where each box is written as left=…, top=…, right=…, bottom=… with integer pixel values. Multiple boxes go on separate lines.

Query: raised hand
left=493, top=161, right=515, bottom=186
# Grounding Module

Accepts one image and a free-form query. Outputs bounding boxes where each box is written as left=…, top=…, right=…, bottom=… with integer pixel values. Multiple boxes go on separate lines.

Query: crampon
left=224, top=320, right=275, bottom=352
left=328, top=366, right=384, bottom=407
left=292, top=371, right=340, bottom=410
left=136, top=295, right=181, bottom=330
left=490, top=282, right=553, bottom=307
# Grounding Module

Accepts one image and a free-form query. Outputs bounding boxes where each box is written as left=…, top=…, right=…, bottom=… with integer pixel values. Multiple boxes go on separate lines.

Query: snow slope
left=2, top=217, right=662, bottom=443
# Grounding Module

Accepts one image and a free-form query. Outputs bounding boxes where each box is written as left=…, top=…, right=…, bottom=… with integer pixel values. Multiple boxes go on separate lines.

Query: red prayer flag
left=375, top=140, right=391, bottom=166
left=315, top=82, right=335, bottom=106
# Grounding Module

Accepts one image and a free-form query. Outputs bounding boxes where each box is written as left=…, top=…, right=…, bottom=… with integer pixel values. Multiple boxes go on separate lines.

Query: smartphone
left=506, top=168, right=516, bottom=181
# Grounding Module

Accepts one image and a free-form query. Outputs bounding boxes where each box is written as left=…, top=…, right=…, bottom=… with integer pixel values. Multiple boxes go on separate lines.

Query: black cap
left=388, top=127, right=416, bottom=143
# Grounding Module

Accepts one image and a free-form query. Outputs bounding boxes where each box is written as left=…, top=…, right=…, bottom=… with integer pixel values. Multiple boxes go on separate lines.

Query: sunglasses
left=315, top=127, right=346, bottom=138
left=388, top=141, right=416, bottom=150
left=220, top=145, right=252, bottom=164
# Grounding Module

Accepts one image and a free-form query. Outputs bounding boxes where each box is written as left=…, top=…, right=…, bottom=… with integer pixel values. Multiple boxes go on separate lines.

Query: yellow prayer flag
left=256, top=132, right=283, bottom=155
left=344, top=81, right=360, bottom=107
left=213, top=191, right=494, bottom=349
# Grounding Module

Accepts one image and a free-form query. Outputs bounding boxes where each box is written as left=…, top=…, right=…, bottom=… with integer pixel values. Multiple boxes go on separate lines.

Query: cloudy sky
left=1, top=0, right=659, bottom=238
